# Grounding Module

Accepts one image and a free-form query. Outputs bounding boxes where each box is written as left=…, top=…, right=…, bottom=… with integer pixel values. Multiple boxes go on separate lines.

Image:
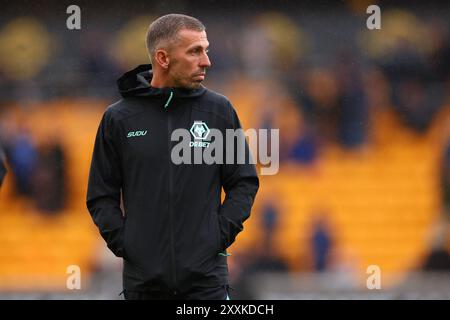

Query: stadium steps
left=235, top=109, right=443, bottom=287
left=0, top=101, right=103, bottom=291
left=1, top=100, right=449, bottom=290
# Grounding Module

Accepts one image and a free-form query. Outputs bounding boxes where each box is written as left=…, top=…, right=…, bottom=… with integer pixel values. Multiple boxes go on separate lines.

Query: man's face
left=167, top=29, right=211, bottom=89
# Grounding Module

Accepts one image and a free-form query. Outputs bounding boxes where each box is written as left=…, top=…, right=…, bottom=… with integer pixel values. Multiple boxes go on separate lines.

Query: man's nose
left=199, top=52, right=211, bottom=68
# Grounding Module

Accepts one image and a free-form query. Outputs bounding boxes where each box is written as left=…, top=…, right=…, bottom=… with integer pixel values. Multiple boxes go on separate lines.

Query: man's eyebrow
left=187, top=43, right=209, bottom=51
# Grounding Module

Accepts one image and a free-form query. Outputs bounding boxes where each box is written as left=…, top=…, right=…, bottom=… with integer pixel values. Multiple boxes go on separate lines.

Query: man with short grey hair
left=87, top=14, right=259, bottom=300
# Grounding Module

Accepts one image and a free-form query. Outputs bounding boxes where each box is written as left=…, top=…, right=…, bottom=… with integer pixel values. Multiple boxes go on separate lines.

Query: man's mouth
left=193, top=72, right=206, bottom=80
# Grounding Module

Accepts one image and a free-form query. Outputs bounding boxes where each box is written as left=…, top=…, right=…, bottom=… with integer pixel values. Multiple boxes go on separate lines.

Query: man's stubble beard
left=170, top=59, right=203, bottom=89
left=190, top=81, right=203, bottom=89
left=173, top=76, right=202, bottom=89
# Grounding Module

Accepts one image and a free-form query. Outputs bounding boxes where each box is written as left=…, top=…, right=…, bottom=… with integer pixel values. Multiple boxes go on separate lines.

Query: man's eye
left=190, top=48, right=208, bottom=54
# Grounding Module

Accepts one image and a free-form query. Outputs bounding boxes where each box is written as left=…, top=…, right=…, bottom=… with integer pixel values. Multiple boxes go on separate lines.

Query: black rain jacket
left=86, top=64, right=259, bottom=294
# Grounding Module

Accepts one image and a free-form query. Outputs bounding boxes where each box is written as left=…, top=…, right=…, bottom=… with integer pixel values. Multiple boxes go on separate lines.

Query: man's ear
left=155, top=49, right=170, bottom=69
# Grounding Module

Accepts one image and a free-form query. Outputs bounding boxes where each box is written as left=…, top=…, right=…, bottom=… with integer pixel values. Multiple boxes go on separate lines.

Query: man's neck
left=150, top=72, right=174, bottom=88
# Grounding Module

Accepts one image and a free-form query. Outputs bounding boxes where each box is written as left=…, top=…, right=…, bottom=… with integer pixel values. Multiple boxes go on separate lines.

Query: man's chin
left=176, top=80, right=203, bottom=89
left=189, top=81, right=203, bottom=89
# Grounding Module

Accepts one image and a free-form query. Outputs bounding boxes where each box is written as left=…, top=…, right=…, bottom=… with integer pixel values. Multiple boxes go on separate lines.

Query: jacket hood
left=117, top=64, right=207, bottom=100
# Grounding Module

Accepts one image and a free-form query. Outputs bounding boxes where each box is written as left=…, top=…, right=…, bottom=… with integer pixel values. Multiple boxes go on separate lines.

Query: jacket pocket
left=122, top=217, right=129, bottom=261
left=215, top=213, right=222, bottom=254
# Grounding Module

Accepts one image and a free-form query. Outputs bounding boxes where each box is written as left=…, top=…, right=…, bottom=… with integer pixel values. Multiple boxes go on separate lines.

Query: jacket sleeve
left=218, top=101, right=259, bottom=251
left=86, top=110, right=125, bottom=258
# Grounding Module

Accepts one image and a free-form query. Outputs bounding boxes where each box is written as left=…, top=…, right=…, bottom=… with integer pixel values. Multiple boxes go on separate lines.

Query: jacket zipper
left=166, top=91, right=178, bottom=294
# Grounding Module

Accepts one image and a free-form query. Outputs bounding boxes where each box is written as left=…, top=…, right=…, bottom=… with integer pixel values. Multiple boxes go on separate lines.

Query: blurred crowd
left=0, top=7, right=449, bottom=152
